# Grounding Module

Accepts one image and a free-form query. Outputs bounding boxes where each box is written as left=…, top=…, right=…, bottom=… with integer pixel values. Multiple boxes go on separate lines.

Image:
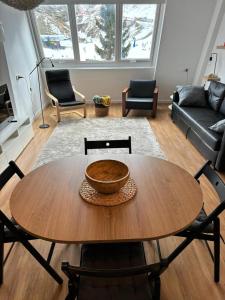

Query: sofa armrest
left=172, top=91, right=179, bottom=103
left=215, top=132, right=225, bottom=171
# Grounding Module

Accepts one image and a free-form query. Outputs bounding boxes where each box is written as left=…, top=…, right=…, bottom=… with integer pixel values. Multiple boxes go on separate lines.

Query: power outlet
left=16, top=75, right=24, bottom=80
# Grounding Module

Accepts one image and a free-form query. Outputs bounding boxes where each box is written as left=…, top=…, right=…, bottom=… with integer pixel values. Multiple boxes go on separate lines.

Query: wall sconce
left=209, top=53, right=218, bottom=75
left=205, top=52, right=220, bottom=81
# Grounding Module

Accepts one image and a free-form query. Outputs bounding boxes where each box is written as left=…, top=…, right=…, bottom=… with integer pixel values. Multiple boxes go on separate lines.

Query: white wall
left=69, top=68, right=155, bottom=101
left=155, top=0, right=215, bottom=99
left=204, top=12, right=225, bottom=84
left=0, top=2, right=39, bottom=120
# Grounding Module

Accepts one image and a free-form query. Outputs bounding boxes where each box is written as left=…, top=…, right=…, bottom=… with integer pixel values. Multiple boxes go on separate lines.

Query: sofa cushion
left=176, top=85, right=207, bottom=107
left=208, top=81, right=225, bottom=111
left=209, top=119, right=225, bottom=133
left=172, top=103, right=223, bottom=150
left=219, top=100, right=225, bottom=115
left=128, top=80, right=156, bottom=98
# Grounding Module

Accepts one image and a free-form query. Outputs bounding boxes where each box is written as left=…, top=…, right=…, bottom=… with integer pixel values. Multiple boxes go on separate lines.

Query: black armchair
left=122, top=80, right=158, bottom=117
left=45, top=69, right=86, bottom=122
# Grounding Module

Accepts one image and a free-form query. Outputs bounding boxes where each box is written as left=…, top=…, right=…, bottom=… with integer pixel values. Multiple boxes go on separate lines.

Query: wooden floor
left=0, top=103, right=225, bottom=299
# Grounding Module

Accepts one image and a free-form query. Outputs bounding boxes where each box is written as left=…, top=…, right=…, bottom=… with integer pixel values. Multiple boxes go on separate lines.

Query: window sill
left=43, top=64, right=155, bottom=71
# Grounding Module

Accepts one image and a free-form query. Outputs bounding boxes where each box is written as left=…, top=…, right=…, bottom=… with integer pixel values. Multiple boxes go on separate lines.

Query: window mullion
left=68, top=3, right=80, bottom=63
left=115, top=3, right=122, bottom=63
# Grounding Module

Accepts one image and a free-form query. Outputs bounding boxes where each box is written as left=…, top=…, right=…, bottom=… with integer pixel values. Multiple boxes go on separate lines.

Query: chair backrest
left=84, top=136, right=132, bottom=155
left=0, top=161, right=24, bottom=190
left=62, top=242, right=161, bottom=299
left=194, top=161, right=225, bottom=203
left=45, top=69, right=75, bottom=104
left=128, top=80, right=156, bottom=98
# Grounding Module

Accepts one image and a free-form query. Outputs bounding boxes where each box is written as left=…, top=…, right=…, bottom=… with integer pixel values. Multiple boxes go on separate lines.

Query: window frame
left=29, top=1, right=162, bottom=68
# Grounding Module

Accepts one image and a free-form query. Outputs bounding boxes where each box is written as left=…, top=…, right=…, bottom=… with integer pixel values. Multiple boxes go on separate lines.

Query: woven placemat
left=79, top=178, right=137, bottom=206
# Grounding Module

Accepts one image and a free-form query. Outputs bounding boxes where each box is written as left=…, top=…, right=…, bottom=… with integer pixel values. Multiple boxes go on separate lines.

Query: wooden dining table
left=10, top=155, right=203, bottom=244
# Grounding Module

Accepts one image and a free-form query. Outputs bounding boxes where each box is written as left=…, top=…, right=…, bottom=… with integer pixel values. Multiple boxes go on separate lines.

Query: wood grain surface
left=10, top=154, right=203, bottom=243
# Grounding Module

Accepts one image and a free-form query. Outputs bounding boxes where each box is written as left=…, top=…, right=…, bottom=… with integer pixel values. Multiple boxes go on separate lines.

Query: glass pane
left=121, top=4, right=157, bottom=60
left=34, top=5, right=74, bottom=60
left=75, top=4, right=116, bottom=62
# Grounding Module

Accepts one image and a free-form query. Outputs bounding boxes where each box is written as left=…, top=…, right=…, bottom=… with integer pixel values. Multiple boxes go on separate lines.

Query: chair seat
left=78, top=242, right=156, bottom=300
left=58, top=100, right=85, bottom=107
left=3, top=218, right=36, bottom=243
left=185, top=208, right=214, bottom=233
left=126, top=98, right=154, bottom=110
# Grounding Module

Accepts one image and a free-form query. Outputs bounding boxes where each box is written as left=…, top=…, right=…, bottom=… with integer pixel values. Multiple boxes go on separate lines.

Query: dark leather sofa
left=171, top=82, right=225, bottom=171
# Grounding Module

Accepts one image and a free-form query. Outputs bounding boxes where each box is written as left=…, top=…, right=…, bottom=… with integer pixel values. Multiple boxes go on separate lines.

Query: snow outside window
left=75, top=4, right=116, bottom=62
left=33, top=5, right=74, bottom=60
left=121, top=4, right=157, bottom=60
left=31, top=3, right=161, bottom=65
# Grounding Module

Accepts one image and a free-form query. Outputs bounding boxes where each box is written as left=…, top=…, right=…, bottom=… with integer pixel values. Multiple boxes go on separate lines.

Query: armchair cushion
left=45, top=70, right=76, bottom=104
left=58, top=100, right=85, bottom=107
left=126, top=97, right=154, bottom=110
left=208, top=81, right=225, bottom=111
left=128, top=80, right=156, bottom=98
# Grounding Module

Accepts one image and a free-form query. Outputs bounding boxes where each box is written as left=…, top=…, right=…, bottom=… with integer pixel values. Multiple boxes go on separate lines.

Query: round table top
left=10, top=155, right=203, bottom=244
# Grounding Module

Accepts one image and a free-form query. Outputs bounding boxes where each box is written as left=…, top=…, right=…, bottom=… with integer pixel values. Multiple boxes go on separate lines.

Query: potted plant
left=93, top=95, right=111, bottom=117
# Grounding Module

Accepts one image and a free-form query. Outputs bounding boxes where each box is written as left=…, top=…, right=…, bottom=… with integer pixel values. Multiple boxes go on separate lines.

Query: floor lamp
left=29, top=57, right=54, bottom=129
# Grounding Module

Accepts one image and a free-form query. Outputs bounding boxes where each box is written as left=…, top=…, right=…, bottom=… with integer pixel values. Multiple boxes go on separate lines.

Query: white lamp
left=0, top=0, right=43, bottom=10
left=0, top=23, right=5, bottom=43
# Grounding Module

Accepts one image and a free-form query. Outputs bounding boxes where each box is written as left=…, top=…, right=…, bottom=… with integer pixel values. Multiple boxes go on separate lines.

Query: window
left=75, top=4, right=116, bottom=62
left=121, top=4, right=157, bottom=60
left=31, top=2, right=161, bottom=66
left=33, top=5, right=74, bottom=60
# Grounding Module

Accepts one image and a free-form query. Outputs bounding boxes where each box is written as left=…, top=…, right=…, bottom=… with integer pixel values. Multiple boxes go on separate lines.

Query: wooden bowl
left=85, top=160, right=130, bottom=194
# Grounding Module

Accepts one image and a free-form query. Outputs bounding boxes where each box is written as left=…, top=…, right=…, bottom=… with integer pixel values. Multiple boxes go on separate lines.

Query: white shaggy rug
left=35, top=117, right=165, bottom=167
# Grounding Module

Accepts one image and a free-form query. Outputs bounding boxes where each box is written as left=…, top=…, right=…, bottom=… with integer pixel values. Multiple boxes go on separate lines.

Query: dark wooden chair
left=62, top=242, right=161, bottom=300
left=0, top=161, right=62, bottom=285
left=175, top=160, right=225, bottom=282
left=84, top=136, right=132, bottom=155
left=122, top=80, right=158, bottom=117
left=45, top=69, right=86, bottom=122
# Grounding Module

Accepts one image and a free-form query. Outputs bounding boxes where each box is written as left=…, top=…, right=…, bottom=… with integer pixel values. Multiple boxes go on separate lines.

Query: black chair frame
left=62, top=168, right=225, bottom=299
left=175, top=160, right=225, bottom=282
left=84, top=136, right=132, bottom=155
left=0, top=161, right=62, bottom=285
